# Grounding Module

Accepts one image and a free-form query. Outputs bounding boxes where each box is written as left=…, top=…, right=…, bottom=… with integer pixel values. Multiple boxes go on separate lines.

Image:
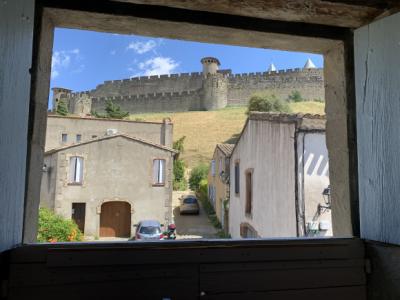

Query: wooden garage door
left=100, top=202, right=131, bottom=237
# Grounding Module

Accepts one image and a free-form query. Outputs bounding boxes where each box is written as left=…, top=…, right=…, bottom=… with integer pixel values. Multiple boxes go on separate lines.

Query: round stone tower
left=51, top=87, right=71, bottom=112
left=201, top=57, right=228, bottom=110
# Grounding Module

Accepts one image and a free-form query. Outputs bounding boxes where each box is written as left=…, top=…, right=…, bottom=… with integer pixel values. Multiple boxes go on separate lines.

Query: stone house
left=45, top=115, right=173, bottom=150
left=229, top=112, right=331, bottom=238
left=40, top=133, right=177, bottom=238
left=207, top=143, right=234, bottom=232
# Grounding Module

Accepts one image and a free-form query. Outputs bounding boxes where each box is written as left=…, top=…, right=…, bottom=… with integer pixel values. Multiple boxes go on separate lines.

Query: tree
left=287, top=90, right=304, bottom=102
left=246, top=94, right=291, bottom=115
left=37, top=207, right=83, bottom=242
left=93, top=99, right=129, bottom=119
left=56, top=99, right=69, bottom=116
left=173, top=136, right=187, bottom=190
left=104, top=99, right=129, bottom=119
left=189, top=163, right=209, bottom=191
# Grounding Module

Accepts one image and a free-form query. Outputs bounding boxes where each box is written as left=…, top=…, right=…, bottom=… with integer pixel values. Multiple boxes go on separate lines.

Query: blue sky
left=50, top=28, right=323, bottom=104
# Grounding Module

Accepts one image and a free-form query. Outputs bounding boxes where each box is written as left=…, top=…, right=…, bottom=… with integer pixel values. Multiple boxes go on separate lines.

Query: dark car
left=179, top=196, right=200, bottom=215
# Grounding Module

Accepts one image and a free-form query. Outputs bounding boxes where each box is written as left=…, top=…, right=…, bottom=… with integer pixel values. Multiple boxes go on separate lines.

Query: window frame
left=21, top=1, right=358, bottom=243
left=68, top=156, right=84, bottom=185
left=245, top=168, right=253, bottom=217
left=152, top=158, right=166, bottom=186
left=234, top=160, right=240, bottom=195
left=61, top=133, right=68, bottom=143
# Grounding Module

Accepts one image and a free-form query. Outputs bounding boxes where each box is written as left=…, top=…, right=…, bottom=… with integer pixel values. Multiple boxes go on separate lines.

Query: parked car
left=179, top=196, right=200, bottom=215
left=131, top=220, right=164, bottom=241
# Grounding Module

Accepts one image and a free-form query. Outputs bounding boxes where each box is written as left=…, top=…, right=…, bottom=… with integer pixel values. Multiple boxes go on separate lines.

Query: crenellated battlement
left=54, top=57, right=324, bottom=114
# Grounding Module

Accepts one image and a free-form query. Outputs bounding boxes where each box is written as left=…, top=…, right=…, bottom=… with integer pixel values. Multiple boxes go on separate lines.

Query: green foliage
left=173, top=136, right=187, bottom=191
left=173, top=159, right=187, bottom=191
left=105, top=99, right=129, bottom=119
left=247, top=94, right=291, bottom=115
left=287, top=90, right=304, bottom=102
left=37, top=207, right=83, bottom=243
left=173, top=136, right=186, bottom=154
left=189, top=163, right=209, bottom=191
left=92, top=99, right=129, bottom=119
left=56, top=99, right=69, bottom=116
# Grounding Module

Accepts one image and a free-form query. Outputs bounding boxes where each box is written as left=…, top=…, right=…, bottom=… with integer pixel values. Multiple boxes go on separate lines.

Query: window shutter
left=76, top=157, right=83, bottom=183
left=153, top=160, right=158, bottom=183
left=159, top=159, right=165, bottom=184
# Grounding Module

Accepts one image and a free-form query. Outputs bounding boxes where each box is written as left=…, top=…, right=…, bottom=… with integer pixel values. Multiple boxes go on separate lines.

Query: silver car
left=179, top=196, right=200, bottom=215
left=132, top=220, right=164, bottom=240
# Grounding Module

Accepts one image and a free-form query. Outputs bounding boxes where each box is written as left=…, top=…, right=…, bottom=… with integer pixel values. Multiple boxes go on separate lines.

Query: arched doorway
left=100, top=201, right=131, bottom=237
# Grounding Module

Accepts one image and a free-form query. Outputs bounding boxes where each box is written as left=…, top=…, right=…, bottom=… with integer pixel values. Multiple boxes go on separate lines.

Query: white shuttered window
left=153, top=159, right=166, bottom=185
left=69, top=156, right=83, bottom=184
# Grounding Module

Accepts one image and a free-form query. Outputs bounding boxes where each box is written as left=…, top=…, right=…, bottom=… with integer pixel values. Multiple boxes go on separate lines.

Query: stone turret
left=200, top=57, right=228, bottom=110
left=51, top=87, right=72, bottom=112
left=201, top=57, right=220, bottom=76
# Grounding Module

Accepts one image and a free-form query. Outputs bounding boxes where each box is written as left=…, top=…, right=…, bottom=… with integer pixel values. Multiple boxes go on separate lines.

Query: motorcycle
left=163, top=224, right=177, bottom=240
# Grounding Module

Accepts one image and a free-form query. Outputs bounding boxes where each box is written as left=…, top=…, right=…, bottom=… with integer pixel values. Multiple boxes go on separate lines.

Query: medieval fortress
left=52, top=57, right=324, bottom=114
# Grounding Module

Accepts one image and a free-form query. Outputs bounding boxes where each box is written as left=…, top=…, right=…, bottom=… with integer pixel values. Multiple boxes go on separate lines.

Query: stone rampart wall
left=91, top=90, right=202, bottom=114
left=90, top=73, right=204, bottom=98
left=227, top=68, right=324, bottom=106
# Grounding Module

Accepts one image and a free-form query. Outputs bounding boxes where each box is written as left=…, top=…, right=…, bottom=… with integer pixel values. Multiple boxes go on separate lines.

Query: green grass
left=128, top=101, right=324, bottom=168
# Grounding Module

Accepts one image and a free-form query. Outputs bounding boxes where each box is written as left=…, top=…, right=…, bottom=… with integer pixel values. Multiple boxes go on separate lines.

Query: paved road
left=172, top=191, right=218, bottom=239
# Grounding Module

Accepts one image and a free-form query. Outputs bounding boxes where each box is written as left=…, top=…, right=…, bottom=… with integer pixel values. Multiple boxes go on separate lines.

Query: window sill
left=68, top=183, right=83, bottom=186
left=152, top=183, right=165, bottom=187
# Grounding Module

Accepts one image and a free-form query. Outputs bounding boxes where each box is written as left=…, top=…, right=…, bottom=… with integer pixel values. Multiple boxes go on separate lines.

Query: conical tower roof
left=268, top=63, right=277, bottom=72
left=304, top=58, right=316, bottom=69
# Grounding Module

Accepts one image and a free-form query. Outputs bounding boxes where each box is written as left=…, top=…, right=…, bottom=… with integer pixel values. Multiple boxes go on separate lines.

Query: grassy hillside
left=128, top=102, right=324, bottom=168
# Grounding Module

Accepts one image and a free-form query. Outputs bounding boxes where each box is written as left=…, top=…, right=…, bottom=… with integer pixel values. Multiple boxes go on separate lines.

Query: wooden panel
left=365, top=241, right=400, bottom=299
left=355, top=12, right=400, bottom=244
left=113, top=0, right=388, bottom=28
left=0, top=0, right=35, bottom=252
left=201, top=286, right=366, bottom=300
left=4, top=239, right=366, bottom=299
left=100, top=202, right=131, bottom=237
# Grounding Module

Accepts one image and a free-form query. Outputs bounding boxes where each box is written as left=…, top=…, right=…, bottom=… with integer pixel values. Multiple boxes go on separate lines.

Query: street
left=172, top=191, right=218, bottom=239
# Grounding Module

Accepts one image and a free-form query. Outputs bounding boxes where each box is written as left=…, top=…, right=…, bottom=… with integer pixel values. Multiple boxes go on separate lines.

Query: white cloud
left=51, top=49, right=81, bottom=79
left=110, top=50, right=117, bottom=55
left=138, top=57, right=179, bottom=76
left=127, top=40, right=157, bottom=54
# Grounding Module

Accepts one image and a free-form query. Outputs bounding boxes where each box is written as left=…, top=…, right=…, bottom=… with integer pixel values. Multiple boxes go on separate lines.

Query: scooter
left=163, top=224, right=177, bottom=240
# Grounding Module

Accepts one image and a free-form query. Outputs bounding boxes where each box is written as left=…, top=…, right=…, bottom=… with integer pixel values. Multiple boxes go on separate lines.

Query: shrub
left=189, top=163, right=209, bottom=191
left=287, top=90, right=304, bottom=102
left=173, top=136, right=187, bottom=190
left=56, top=99, right=69, bottom=116
left=92, top=99, right=129, bottom=119
left=37, top=207, right=83, bottom=243
left=246, top=94, right=291, bottom=115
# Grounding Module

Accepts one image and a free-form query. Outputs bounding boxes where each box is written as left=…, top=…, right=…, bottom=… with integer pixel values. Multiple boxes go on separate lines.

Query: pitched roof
left=248, top=112, right=326, bottom=131
left=216, top=143, right=235, bottom=157
left=304, top=58, right=317, bottom=69
left=45, top=134, right=178, bottom=155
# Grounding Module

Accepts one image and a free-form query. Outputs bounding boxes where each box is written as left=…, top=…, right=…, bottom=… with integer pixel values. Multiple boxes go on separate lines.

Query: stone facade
left=52, top=57, right=324, bottom=114
left=229, top=112, right=331, bottom=239
left=40, top=134, right=177, bottom=238
left=45, top=115, right=173, bottom=151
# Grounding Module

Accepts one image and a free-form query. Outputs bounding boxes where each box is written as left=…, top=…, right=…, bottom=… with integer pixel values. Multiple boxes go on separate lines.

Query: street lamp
left=319, top=185, right=331, bottom=213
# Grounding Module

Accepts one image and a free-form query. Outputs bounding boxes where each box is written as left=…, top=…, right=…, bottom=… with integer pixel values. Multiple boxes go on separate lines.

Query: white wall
left=355, top=12, right=400, bottom=245
left=0, top=0, right=35, bottom=252
left=229, top=119, right=297, bottom=238
left=297, top=132, right=331, bottom=237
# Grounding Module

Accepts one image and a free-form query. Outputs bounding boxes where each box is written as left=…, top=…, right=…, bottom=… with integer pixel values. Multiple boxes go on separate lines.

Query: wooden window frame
left=152, top=158, right=166, bottom=187
left=234, top=160, right=240, bottom=195
left=68, top=156, right=84, bottom=186
left=245, top=168, right=253, bottom=217
left=22, top=0, right=358, bottom=243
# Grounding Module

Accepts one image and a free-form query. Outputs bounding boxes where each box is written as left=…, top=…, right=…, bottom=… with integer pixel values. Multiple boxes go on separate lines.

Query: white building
left=229, top=112, right=331, bottom=238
